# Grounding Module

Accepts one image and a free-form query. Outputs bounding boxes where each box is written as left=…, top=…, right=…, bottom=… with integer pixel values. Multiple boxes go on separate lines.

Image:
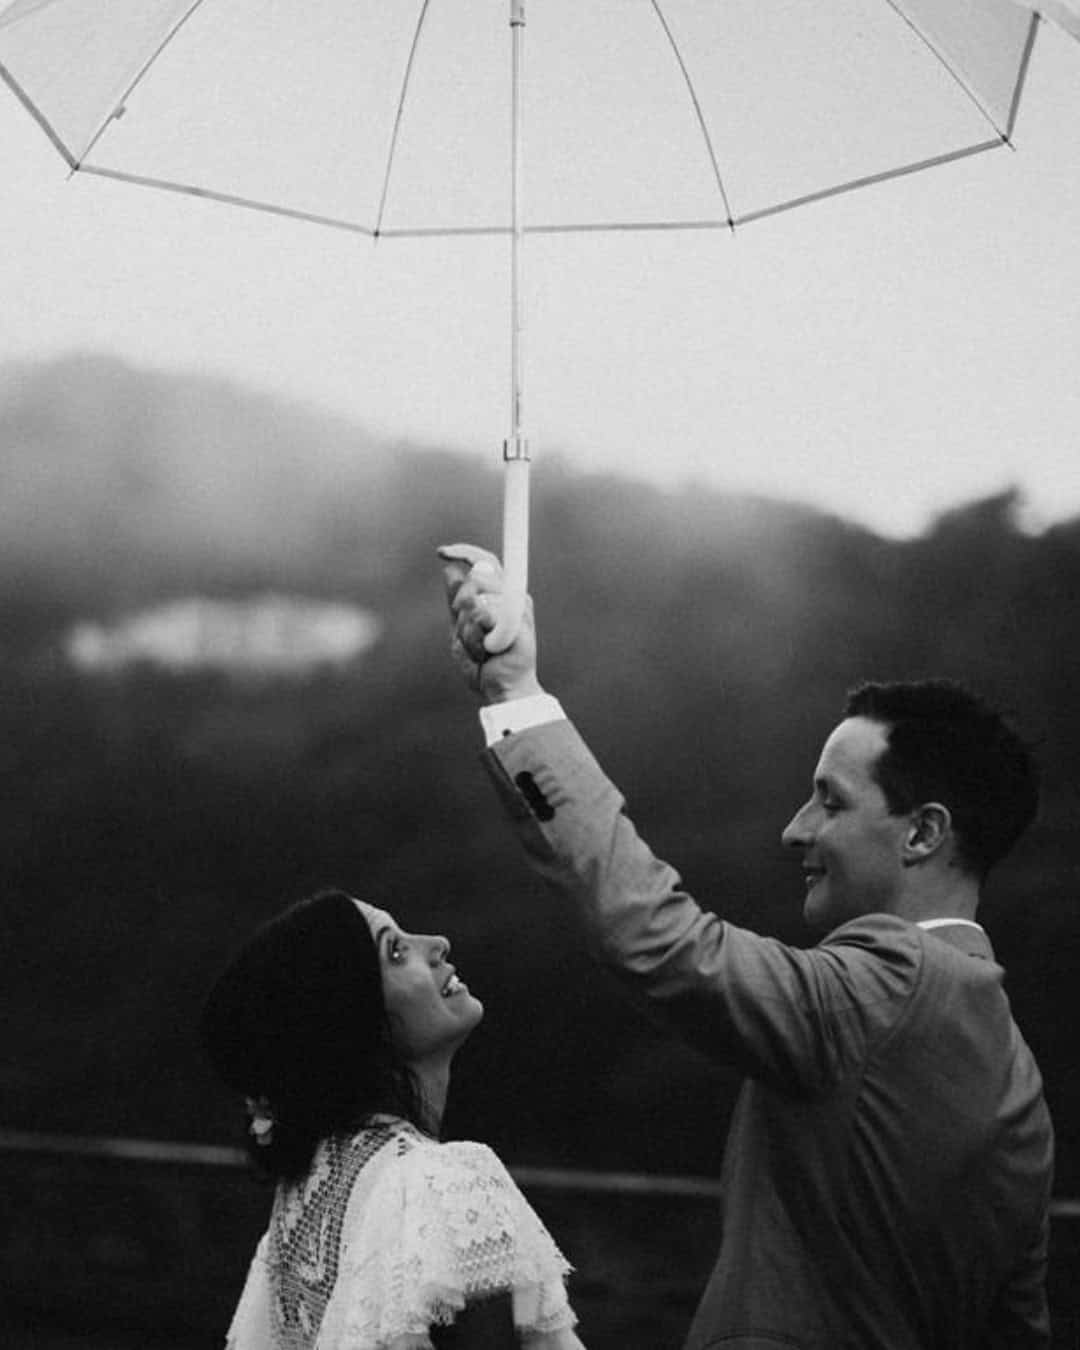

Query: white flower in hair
left=245, top=1096, right=276, bottom=1146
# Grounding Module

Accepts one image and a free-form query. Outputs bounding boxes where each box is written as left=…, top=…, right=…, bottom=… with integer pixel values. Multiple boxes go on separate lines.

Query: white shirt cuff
left=479, top=693, right=567, bottom=747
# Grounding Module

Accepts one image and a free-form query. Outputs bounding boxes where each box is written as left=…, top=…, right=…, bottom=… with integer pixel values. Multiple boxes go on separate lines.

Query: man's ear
left=903, top=803, right=952, bottom=865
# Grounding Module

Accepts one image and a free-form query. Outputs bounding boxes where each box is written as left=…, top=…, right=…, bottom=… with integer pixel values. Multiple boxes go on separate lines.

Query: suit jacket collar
left=917, top=919, right=995, bottom=962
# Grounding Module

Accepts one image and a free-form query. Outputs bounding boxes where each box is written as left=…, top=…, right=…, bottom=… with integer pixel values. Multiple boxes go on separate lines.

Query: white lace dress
left=225, top=1117, right=585, bottom=1350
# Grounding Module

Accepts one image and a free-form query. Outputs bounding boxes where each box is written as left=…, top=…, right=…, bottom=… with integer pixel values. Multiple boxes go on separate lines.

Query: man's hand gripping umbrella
left=439, top=543, right=540, bottom=703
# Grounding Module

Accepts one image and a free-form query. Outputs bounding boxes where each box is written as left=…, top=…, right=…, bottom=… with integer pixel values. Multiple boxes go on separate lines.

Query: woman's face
left=357, top=902, right=484, bottom=1065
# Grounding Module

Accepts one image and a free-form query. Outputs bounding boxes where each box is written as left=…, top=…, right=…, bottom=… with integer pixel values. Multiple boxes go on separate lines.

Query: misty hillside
left=0, top=352, right=508, bottom=619
left=1, top=354, right=1078, bottom=1189
left=0, top=350, right=904, bottom=603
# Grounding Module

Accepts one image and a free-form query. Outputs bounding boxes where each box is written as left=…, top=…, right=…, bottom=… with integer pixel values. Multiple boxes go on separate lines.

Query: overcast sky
left=1, top=5, right=1078, bottom=540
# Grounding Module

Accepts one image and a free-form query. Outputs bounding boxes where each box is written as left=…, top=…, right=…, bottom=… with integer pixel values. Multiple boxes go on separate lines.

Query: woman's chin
left=450, top=993, right=485, bottom=1041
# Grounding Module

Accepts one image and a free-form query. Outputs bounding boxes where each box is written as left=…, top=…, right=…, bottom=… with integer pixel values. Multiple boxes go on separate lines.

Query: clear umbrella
left=0, top=0, right=1058, bottom=644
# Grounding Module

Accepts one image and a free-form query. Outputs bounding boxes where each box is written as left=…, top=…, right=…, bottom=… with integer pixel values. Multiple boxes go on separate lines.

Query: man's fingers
left=484, top=589, right=524, bottom=654
left=438, top=543, right=503, bottom=602
left=438, top=543, right=501, bottom=590
left=449, top=583, right=497, bottom=628
left=438, top=540, right=526, bottom=667
left=438, top=543, right=500, bottom=571
left=453, top=611, right=490, bottom=663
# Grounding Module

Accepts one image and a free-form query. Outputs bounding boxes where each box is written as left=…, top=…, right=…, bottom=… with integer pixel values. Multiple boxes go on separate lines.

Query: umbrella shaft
left=509, top=0, right=526, bottom=451
left=503, top=0, right=529, bottom=599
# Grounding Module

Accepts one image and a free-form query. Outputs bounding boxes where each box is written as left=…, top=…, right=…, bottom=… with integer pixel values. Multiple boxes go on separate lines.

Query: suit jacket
left=485, top=718, right=1054, bottom=1350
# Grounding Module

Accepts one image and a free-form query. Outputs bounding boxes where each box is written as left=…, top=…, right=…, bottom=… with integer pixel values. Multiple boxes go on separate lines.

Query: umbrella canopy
left=0, top=0, right=1040, bottom=234
left=0, top=0, right=1052, bottom=631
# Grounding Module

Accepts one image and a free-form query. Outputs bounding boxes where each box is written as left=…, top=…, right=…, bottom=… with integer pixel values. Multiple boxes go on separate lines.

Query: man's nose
left=782, top=802, right=813, bottom=850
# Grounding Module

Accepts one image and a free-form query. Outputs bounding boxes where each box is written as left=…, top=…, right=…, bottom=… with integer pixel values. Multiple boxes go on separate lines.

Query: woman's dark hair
left=844, top=680, right=1040, bottom=881
left=200, top=889, right=427, bottom=1180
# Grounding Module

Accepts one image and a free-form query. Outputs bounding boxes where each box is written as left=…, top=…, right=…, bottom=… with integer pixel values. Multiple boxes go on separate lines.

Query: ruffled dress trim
left=225, top=1120, right=580, bottom=1350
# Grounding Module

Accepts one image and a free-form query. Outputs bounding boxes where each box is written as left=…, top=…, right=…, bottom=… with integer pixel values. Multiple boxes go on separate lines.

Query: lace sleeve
left=225, top=1232, right=275, bottom=1350
left=316, top=1136, right=578, bottom=1350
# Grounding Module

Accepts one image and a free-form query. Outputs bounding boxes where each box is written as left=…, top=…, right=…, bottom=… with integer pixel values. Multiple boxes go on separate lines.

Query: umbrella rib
left=374, top=0, right=434, bottom=238
left=75, top=164, right=377, bottom=237
left=649, top=0, right=735, bottom=229
left=55, top=139, right=1005, bottom=244
left=735, top=137, right=1006, bottom=227
left=0, top=57, right=76, bottom=167
left=1005, top=14, right=1041, bottom=141
left=70, top=139, right=1003, bottom=241
left=381, top=219, right=731, bottom=238
left=881, top=0, right=1012, bottom=142
left=385, top=138, right=1006, bottom=234
left=73, top=0, right=214, bottom=166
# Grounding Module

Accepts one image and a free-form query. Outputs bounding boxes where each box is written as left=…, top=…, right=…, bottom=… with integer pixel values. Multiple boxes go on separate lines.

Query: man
left=440, top=543, right=1054, bottom=1350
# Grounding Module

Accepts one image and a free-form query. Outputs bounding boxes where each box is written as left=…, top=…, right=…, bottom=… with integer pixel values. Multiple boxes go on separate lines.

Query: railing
left=5, top=1129, right=1078, bottom=1210
left=1, top=1131, right=1077, bottom=1350
left=0, top=1126, right=731, bottom=1196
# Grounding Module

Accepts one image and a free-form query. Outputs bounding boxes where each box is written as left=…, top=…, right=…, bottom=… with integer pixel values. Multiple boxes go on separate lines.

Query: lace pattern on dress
left=324, top=1132, right=577, bottom=1347
left=228, top=1119, right=578, bottom=1350
left=267, top=1123, right=396, bottom=1350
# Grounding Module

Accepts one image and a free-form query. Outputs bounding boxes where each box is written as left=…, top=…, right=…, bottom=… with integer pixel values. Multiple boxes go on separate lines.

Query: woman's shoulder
left=347, top=1116, right=506, bottom=1172
left=402, top=1132, right=511, bottom=1175
left=323, top=1126, right=577, bottom=1346
left=369, top=1127, right=520, bottom=1210
left=328, top=1118, right=508, bottom=1193
left=343, top=1123, right=558, bottom=1262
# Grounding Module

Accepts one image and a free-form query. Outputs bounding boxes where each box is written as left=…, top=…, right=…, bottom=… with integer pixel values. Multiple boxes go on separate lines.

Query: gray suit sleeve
left=984, top=1210, right=1052, bottom=1348
left=485, top=718, right=918, bottom=1093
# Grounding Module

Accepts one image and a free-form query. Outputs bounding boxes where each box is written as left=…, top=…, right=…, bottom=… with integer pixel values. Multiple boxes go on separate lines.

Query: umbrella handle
left=485, top=452, right=529, bottom=653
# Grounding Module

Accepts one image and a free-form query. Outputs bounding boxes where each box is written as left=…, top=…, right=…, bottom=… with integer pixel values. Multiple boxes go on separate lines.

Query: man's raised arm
left=435, top=543, right=894, bottom=1091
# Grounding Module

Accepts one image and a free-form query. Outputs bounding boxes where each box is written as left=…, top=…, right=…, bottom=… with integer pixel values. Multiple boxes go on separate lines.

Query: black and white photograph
left=1, top=3, right=1079, bottom=1348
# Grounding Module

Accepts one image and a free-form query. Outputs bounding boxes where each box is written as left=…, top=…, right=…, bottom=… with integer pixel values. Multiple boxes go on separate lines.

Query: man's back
left=687, top=917, right=1052, bottom=1349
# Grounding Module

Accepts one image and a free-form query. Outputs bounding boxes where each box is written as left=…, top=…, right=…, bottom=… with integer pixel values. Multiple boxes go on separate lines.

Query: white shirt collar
left=916, top=917, right=985, bottom=934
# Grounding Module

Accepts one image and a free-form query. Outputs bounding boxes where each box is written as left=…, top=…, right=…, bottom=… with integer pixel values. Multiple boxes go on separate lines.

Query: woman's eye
left=388, top=938, right=405, bottom=963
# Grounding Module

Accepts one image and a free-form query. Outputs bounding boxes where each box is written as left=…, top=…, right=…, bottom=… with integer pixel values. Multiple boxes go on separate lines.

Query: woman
left=201, top=889, right=585, bottom=1350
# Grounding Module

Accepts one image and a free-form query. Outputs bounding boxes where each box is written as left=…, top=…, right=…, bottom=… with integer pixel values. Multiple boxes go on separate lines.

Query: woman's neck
left=409, top=1056, right=452, bottom=1135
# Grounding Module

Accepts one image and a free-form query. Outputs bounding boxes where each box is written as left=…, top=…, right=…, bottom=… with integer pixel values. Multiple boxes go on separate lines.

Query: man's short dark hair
left=844, top=680, right=1040, bottom=880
